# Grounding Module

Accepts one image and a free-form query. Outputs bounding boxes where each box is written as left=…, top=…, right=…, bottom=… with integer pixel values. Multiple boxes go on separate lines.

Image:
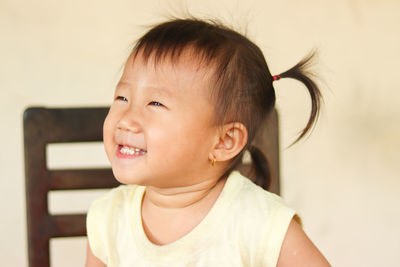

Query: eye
left=148, top=101, right=164, bottom=107
left=116, top=96, right=128, bottom=102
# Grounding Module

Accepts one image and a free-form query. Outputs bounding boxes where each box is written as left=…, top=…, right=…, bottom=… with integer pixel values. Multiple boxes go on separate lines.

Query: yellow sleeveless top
left=87, top=171, right=296, bottom=266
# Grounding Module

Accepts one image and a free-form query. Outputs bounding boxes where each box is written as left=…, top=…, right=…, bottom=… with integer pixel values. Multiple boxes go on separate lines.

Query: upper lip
left=114, top=129, right=146, bottom=151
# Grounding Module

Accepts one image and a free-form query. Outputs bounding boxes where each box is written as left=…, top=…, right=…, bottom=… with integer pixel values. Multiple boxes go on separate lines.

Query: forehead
left=120, top=49, right=215, bottom=94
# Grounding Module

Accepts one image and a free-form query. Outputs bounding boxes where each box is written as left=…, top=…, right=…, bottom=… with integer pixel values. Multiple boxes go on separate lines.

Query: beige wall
left=2, top=0, right=399, bottom=266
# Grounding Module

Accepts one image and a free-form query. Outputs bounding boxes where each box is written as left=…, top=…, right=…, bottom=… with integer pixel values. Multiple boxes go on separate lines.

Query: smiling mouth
left=118, top=145, right=147, bottom=157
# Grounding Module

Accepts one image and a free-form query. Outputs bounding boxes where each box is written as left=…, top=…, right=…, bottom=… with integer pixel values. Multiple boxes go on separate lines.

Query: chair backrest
left=23, top=106, right=280, bottom=267
left=23, top=107, right=119, bottom=267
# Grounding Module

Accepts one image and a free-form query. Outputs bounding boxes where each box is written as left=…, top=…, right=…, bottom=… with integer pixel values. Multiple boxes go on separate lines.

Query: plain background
left=2, top=0, right=400, bottom=266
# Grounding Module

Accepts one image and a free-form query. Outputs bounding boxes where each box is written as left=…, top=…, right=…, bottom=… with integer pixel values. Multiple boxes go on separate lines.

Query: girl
left=86, top=18, right=330, bottom=267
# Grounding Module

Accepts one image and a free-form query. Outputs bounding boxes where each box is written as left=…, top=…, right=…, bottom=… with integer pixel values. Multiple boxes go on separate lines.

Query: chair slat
left=25, top=107, right=109, bottom=143
left=49, top=168, right=119, bottom=190
left=47, top=107, right=108, bottom=143
left=51, top=214, right=87, bottom=237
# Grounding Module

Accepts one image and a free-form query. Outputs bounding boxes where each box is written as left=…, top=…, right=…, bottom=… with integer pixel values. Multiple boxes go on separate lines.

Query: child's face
left=103, top=51, right=219, bottom=188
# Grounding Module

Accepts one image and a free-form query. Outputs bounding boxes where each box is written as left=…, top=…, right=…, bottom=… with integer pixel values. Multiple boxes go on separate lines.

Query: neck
left=143, top=173, right=227, bottom=210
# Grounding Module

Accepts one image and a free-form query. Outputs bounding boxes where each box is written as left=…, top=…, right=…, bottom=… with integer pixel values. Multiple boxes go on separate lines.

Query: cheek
left=149, top=121, right=214, bottom=161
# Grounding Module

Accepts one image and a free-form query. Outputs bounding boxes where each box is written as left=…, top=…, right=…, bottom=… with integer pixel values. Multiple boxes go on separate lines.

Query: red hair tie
left=273, top=75, right=281, bottom=81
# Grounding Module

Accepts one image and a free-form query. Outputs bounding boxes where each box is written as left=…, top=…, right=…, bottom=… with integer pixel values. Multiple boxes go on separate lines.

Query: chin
left=112, top=169, right=147, bottom=186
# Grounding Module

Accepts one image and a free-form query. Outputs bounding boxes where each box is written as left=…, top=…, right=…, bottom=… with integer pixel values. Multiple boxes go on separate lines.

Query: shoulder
left=229, top=171, right=295, bottom=221
left=228, top=173, right=330, bottom=266
left=86, top=184, right=142, bottom=263
left=225, top=172, right=298, bottom=265
left=277, top=219, right=331, bottom=267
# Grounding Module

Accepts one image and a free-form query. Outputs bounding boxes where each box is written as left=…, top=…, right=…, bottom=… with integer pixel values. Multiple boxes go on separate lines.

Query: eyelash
left=148, top=101, right=163, bottom=107
left=116, top=96, right=128, bottom=102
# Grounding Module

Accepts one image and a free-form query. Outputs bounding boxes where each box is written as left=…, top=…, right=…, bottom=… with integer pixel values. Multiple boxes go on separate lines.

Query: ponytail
left=249, top=50, right=322, bottom=191
left=278, top=50, right=322, bottom=144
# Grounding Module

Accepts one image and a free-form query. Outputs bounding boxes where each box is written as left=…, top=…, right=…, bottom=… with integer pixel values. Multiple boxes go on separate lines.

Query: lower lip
left=116, top=145, right=146, bottom=159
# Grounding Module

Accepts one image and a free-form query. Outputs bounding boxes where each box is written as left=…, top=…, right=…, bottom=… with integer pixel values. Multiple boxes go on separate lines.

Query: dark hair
left=132, top=18, right=322, bottom=189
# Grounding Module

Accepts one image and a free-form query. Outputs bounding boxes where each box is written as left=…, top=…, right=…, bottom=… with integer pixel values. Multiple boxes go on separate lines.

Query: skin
left=85, top=50, right=330, bottom=267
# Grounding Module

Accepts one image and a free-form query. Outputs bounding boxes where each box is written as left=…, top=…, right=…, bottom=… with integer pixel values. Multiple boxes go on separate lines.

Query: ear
left=209, top=122, right=248, bottom=162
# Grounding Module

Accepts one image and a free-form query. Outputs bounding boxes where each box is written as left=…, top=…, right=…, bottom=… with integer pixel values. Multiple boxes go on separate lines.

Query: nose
left=116, top=105, right=142, bottom=133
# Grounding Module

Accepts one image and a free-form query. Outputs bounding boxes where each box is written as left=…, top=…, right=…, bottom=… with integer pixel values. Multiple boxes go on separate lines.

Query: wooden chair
left=23, top=106, right=280, bottom=267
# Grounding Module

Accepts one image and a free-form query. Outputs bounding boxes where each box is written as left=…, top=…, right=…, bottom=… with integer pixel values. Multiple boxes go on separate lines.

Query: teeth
left=120, top=146, right=146, bottom=155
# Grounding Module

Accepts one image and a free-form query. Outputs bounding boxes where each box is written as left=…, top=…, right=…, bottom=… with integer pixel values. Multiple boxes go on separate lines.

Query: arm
left=276, top=219, right=331, bottom=267
left=85, top=241, right=106, bottom=267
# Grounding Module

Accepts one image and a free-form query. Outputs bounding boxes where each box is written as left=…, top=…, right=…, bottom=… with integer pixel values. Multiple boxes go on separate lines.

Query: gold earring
left=211, top=157, right=216, bottom=166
